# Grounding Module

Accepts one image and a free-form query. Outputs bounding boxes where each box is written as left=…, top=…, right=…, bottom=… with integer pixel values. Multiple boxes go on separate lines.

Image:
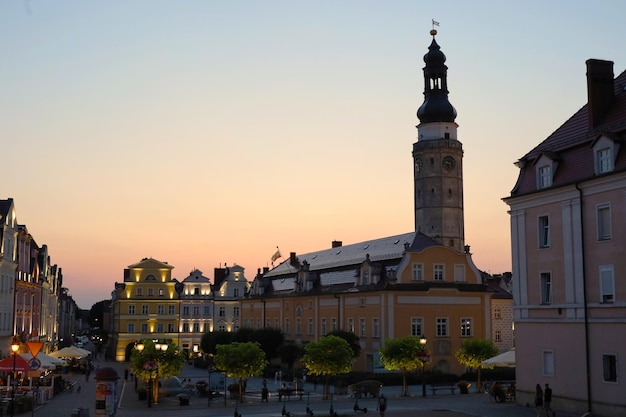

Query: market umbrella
left=49, top=346, right=91, bottom=359
left=482, top=348, right=516, bottom=367
left=0, top=354, right=31, bottom=372
left=20, top=352, right=66, bottom=369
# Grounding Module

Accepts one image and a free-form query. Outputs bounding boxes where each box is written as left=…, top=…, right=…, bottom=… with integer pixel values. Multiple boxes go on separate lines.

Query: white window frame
left=372, top=318, right=380, bottom=338
left=460, top=317, right=472, bottom=337
left=597, top=147, right=613, bottom=173
left=359, top=318, right=366, bottom=337
left=128, top=305, right=135, bottom=315
left=348, top=318, right=355, bottom=333
left=542, top=349, right=555, bottom=377
left=321, top=318, right=327, bottom=335
left=412, top=263, right=424, bottom=281
left=308, top=318, right=314, bottom=335
left=600, top=265, right=615, bottom=303
left=168, top=305, right=175, bottom=314
left=411, top=317, right=423, bottom=337
left=436, top=317, right=448, bottom=337
left=538, top=215, right=550, bottom=248
left=538, top=165, right=552, bottom=188
left=141, top=305, right=149, bottom=315
left=597, top=204, right=612, bottom=241
left=541, top=272, right=552, bottom=304
left=434, top=264, right=445, bottom=281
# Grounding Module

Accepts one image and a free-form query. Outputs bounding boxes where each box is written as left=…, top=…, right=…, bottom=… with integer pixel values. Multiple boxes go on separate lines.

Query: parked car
left=158, top=377, right=195, bottom=397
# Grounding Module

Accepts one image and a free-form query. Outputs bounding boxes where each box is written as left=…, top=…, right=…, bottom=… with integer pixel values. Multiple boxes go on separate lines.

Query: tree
left=200, top=330, right=234, bottom=355
left=327, top=330, right=361, bottom=358
left=251, top=328, right=284, bottom=360
left=277, top=341, right=302, bottom=370
left=301, top=335, right=353, bottom=399
left=87, top=300, right=111, bottom=328
left=455, top=338, right=500, bottom=393
left=129, top=340, right=186, bottom=404
left=214, top=342, right=268, bottom=400
left=379, top=336, right=427, bottom=396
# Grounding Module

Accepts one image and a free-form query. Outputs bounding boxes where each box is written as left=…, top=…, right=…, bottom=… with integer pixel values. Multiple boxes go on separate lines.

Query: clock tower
left=413, top=29, right=465, bottom=252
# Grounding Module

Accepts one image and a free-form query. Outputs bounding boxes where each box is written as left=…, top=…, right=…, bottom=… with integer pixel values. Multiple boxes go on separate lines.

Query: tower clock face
left=442, top=156, right=456, bottom=171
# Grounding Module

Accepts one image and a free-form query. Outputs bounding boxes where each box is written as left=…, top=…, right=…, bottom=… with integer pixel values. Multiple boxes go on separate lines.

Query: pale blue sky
left=2, top=1, right=625, bottom=308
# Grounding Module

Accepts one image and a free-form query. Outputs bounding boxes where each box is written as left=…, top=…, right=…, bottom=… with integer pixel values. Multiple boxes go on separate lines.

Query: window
left=194, top=287, right=200, bottom=295
left=597, top=204, right=612, bottom=241
left=436, top=317, right=448, bottom=337
left=362, top=269, right=370, bottom=285
left=128, top=305, right=135, bottom=315
left=308, top=318, right=314, bottom=335
left=434, top=264, right=444, bottom=281
left=460, top=318, right=472, bottom=337
left=597, top=148, right=613, bottom=173
left=274, top=318, right=279, bottom=328
left=494, top=307, right=501, bottom=319
left=331, top=318, right=337, bottom=332
left=411, top=317, right=423, bottom=337
left=219, top=307, right=226, bottom=317
left=148, top=288, right=154, bottom=296
left=145, top=274, right=156, bottom=281
left=218, top=324, right=226, bottom=331
left=183, top=306, right=190, bottom=316
left=541, top=272, right=552, bottom=304
left=136, top=288, right=143, bottom=296
left=348, top=318, right=355, bottom=333
left=141, top=323, right=148, bottom=333
left=296, top=318, right=302, bottom=335
left=454, top=265, right=465, bottom=282
left=193, top=323, right=200, bottom=332
left=603, top=354, right=617, bottom=382
left=157, top=323, right=163, bottom=333
left=495, top=330, right=502, bottom=341
left=538, top=165, right=552, bottom=188
left=359, top=318, right=366, bottom=337
left=127, top=323, right=135, bottom=333
left=308, top=300, right=313, bottom=309
left=412, top=263, right=424, bottom=280
left=600, top=266, right=615, bottom=303
left=168, top=305, right=175, bottom=314
left=542, top=350, right=555, bottom=377
left=141, top=305, right=149, bottom=315
left=234, top=288, right=240, bottom=297
left=183, top=323, right=189, bottom=332
left=167, top=323, right=174, bottom=332
left=321, top=319, right=327, bottom=335
left=193, top=306, right=200, bottom=316
left=158, top=289, right=164, bottom=296
left=285, top=318, right=290, bottom=335
left=204, top=306, right=210, bottom=316
left=233, top=306, right=240, bottom=317
left=372, top=318, right=380, bottom=338
left=539, top=215, right=550, bottom=248
left=157, top=305, right=164, bottom=314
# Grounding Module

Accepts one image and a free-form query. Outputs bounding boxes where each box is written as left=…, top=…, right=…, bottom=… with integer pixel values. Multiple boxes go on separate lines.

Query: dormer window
left=145, top=274, right=156, bottom=281
left=592, top=134, right=619, bottom=175
left=538, top=165, right=552, bottom=188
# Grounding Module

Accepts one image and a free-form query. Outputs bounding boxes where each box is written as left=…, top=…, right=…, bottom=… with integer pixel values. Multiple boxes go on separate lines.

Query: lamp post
left=419, top=335, right=428, bottom=397
left=10, top=340, right=19, bottom=417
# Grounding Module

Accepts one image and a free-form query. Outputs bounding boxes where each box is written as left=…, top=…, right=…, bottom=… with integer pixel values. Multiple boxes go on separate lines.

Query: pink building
left=504, top=59, right=626, bottom=417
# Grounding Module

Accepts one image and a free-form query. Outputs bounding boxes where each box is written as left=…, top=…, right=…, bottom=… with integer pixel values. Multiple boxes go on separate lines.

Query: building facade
left=504, top=59, right=626, bottom=417
left=242, top=30, right=512, bottom=375
left=0, top=199, right=18, bottom=356
left=179, top=268, right=213, bottom=356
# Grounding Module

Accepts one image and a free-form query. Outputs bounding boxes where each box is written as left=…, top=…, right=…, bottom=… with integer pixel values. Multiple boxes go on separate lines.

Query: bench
left=278, top=387, right=305, bottom=401
left=429, top=384, right=457, bottom=395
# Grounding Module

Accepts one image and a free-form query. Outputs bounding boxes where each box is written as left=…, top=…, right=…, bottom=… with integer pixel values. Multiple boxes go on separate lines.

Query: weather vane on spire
left=431, top=19, right=439, bottom=36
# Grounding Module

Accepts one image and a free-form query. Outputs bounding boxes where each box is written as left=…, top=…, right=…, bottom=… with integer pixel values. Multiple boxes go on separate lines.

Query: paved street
left=30, top=358, right=579, bottom=417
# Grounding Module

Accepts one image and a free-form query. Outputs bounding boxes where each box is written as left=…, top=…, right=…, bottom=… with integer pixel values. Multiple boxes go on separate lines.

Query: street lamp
left=419, top=335, right=428, bottom=397
left=10, top=339, right=20, bottom=417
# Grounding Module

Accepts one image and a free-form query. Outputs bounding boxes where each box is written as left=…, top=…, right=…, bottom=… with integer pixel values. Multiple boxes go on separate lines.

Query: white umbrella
left=482, top=348, right=516, bottom=367
left=49, top=346, right=91, bottom=358
left=20, top=352, right=66, bottom=369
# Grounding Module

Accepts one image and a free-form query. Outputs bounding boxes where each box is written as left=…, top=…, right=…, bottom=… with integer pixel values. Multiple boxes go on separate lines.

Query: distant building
left=243, top=29, right=513, bottom=374
left=504, top=59, right=626, bottom=417
left=179, top=268, right=213, bottom=356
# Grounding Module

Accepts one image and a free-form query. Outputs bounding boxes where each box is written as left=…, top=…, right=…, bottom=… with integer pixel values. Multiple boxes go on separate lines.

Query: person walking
left=534, top=384, right=544, bottom=417
left=544, top=383, right=555, bottom=417
left=377, top=393, right=387, bottom=417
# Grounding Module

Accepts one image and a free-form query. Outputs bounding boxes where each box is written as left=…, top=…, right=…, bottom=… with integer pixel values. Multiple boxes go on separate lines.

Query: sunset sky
left=3, top=1, right=626, bottom=309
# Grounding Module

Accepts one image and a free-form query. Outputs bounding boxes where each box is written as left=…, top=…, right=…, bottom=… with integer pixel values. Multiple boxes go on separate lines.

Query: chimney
left=586, top=59, right=614, bottom=128
left=331, top=240, right=343, bottom=248
left=290, top=252, right=298, bottom=266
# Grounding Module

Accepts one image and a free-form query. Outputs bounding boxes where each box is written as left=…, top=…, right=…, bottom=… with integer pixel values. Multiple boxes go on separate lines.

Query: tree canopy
left=455, top=338, right=500, bottom=392
left=379, top=336, right=428, bottom=396
left=301, top=335, right=353, bottom=399
left=200, top=330, right=234, bottom=355
left=327, top=329, right=361, bottom=358
left=214, top=341, right=268, bottom=400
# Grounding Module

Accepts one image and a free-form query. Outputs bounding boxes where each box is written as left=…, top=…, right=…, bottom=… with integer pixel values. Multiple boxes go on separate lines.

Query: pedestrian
left=377, top=393, right=387, bottom=417
left=544, top=383, right=555, bottom=417
left=535, top=384, right=544, bottom=417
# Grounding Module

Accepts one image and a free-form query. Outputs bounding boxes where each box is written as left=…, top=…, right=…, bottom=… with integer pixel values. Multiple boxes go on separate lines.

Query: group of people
left=535, top=383, right=556, bottom=417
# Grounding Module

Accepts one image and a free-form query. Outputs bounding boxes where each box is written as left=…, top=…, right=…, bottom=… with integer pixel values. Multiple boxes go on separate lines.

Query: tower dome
left=416, top=29, right=457, bottom=123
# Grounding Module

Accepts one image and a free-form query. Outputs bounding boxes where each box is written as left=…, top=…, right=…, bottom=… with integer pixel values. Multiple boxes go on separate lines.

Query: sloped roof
left=265, top=232, right=420, bottom=277
left=510, top=68, right=626, bottom=197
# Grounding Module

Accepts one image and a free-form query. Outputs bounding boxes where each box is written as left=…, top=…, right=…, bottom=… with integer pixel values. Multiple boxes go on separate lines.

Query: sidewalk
left=31, top=360, right=581, bottom=417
